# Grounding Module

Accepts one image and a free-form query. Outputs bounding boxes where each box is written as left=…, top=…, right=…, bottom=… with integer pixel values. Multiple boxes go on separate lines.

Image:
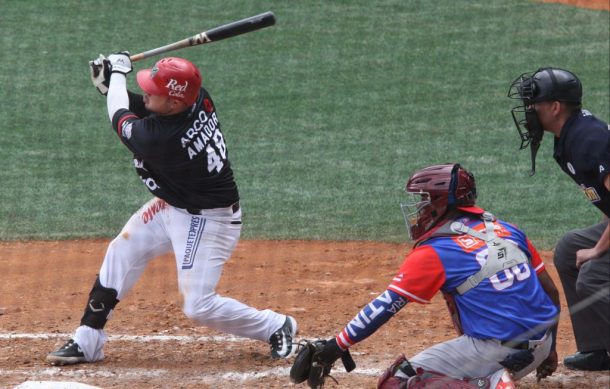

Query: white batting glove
left=89, top=54, right=110, bottom=95
left=107, top=51, right=133, bottom=75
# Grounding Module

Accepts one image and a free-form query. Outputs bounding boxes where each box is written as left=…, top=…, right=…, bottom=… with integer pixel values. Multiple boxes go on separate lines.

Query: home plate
left=14, top=382, right=101, bottom=389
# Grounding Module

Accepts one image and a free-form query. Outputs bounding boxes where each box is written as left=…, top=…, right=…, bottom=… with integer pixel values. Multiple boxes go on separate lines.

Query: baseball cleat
left=46, top=339, right=87, bottom=366
left=269, top=315, right=298, bottom=359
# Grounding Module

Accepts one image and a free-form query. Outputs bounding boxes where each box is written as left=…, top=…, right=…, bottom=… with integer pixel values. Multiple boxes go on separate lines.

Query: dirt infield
left=1, top=240, right=609, bottom=388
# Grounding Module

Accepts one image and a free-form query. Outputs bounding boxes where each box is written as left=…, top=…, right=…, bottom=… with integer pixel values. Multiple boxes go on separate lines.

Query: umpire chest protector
left=423, top=212, right=530, bottom=295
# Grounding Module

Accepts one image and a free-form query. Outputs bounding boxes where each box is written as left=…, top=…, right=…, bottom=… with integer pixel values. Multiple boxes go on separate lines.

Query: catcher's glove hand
left=289, top=338, right=356, bottom=388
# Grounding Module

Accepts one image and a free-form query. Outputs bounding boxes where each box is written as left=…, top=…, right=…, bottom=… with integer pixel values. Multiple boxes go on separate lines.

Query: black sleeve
left=127, top=91, right=149, bottom=118
left=112, top=109, right=166, bottom=161
left=578, top=133, right=610, bottom=185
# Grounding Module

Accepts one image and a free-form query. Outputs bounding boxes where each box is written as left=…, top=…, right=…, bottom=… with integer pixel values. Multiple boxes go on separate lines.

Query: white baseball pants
left=74, top=197, right=285, bottom=362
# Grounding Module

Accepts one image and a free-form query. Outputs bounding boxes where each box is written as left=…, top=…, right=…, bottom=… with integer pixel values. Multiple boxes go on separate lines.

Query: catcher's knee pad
left=80, top=276, right=119, bottom=329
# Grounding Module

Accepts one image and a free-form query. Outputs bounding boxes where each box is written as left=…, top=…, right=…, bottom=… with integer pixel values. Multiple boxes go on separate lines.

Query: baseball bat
left=130, top=11, right=276, bottom=62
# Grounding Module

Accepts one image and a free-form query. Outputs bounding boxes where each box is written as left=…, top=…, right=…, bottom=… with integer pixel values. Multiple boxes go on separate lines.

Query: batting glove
left=107, top=51, right=132, bottom=75
left=89, top=54, right=111, bottom=95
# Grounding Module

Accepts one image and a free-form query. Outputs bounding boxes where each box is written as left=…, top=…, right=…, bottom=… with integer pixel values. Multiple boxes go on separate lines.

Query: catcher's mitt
left=289, top=339, right=356, bottom=388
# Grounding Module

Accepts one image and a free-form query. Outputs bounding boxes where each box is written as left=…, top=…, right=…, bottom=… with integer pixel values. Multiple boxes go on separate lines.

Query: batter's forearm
left=107, top=74, right=130, bottom=121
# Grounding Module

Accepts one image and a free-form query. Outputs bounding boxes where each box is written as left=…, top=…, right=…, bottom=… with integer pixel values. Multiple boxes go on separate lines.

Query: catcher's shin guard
left=80, top=276, right=119, bottom=329
left=377, top=354, right=415, bottom=389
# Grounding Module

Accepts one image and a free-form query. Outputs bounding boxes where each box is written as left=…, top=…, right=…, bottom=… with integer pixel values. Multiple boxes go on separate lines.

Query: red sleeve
left=527, top=238, right=545, bottom=274
left=387, top=245, right=446, bottom=304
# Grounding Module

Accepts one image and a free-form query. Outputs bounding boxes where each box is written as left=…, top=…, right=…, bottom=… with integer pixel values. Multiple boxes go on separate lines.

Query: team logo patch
left=600, top=165, right=606, bottom=173
left=141, top=199, right=167, bottom=224
left=567, top=162, right=575, bottom=175
left=121, top=121, right=133, bottom=139
left=455, top=235, right=482, bottom=251
left=204, top=98, right=214, bottom=112
left=581, top=185, right=601, bottom=203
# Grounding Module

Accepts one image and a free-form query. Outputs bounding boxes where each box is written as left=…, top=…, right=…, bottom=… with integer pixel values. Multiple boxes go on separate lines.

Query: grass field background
left=0, top=0, right=608, bottom=248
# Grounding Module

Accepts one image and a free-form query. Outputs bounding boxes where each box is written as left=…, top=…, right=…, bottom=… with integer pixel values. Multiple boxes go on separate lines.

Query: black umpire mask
left=508, top=75, right=545, bottom=176
left=508, top=67, right=582, bottom=176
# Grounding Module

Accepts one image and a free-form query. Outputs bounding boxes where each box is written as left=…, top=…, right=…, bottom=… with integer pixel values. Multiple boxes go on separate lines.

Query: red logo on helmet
left=136, top=57, right=202, bottom=106
left=165, top=79, right=189, bottom=99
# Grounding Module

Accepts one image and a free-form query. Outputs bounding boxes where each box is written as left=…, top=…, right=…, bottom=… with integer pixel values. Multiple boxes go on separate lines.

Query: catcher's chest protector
left=426, top=212, right=529, bottom=295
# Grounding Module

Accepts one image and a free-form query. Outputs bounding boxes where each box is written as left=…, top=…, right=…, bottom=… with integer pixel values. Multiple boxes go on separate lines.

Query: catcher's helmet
left=136, top=57, right=202, bottom=106
left=400, top=164, right=477, bottom=240
left=507, top=68, right=582, bottom=175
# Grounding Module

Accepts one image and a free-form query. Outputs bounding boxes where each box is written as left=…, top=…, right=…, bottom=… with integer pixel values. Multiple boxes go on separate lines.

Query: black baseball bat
left=130, top=12, right=275, bottom=62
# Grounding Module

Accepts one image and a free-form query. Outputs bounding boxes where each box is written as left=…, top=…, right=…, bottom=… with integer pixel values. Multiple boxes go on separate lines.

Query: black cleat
left=46, top=339, right=87, bottom=366
left=564, top=350, right=610, bottom=371
left=269, top=316, right=298, bottom=359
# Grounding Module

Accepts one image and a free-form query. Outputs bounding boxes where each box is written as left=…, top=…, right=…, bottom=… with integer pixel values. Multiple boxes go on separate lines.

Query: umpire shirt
left=553, top=109, right=610, bottom=217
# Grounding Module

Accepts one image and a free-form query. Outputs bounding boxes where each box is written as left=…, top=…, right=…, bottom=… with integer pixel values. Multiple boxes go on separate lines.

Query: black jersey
left=553, top=109, right=610, bottom=216
left=111, top=87, right=239, bottom=210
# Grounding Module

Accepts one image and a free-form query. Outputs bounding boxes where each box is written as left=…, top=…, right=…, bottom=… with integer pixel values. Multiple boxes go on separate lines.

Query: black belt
left=187, top=201, right=239, bottom=215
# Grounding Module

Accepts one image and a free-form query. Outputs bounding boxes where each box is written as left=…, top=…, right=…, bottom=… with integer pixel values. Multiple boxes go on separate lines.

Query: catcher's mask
left=400, top=164, right=476, bottom=241
left=507, top=67, right=582, bottom=175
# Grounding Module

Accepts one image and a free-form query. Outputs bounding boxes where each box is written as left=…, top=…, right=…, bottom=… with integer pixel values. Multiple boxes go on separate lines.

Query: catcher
left=290, top=164, right=560, bottom=388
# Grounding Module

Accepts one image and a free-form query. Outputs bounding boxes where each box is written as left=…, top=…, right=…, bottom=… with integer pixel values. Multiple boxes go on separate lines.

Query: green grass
left=0, top=0, right=607, bottom=248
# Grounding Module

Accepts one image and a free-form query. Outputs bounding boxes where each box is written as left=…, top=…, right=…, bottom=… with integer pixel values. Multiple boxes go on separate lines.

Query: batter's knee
left=182, top=293, right=218, bottom=321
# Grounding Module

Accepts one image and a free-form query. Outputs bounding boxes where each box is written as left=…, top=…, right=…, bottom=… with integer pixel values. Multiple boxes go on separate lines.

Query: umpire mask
left=508, top=68, right=582, bottom=176
left=508, top=74, right=544, bottom=176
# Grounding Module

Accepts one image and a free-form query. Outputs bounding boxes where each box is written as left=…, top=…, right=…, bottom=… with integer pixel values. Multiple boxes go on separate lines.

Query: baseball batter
left=301, top=164, right=561, bottom=388
left=46, top=52, right=297, bottom=365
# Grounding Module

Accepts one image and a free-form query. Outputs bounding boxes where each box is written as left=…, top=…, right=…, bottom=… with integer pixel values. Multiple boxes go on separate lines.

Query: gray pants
left=553, top=221, right=610, bottom=352
left=409, top=333, right=552, bottom=386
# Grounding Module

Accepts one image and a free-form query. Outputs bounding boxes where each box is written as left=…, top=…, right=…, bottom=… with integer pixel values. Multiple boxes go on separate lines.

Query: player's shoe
left=269, top=315, right=297, bottom=359
left=563, top=350, right=610, bottom=371
left=46, top=339, right=87, bottom=366
left=494, top=369, right=515, bottom=389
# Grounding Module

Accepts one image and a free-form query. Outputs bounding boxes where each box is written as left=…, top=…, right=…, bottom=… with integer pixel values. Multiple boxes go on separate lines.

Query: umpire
left=508, top=67, right=610, bottom=371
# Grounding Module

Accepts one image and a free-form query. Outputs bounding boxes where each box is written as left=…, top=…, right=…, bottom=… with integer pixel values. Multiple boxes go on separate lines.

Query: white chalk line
left=0, top=331, right=383, bottom=385
left=2, top=333, right=607, bottom=386
left=1, top=366, right=383, bottom=385
left=0, top=332, right=246, bottom=343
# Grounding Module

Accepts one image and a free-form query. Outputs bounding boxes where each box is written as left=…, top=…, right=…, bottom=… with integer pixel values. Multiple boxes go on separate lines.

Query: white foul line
left=0, top=332, right=248, bottom=343
left=1, top=332, right=602, bottom=386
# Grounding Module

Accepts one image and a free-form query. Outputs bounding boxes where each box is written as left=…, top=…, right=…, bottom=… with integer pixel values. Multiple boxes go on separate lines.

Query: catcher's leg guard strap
left=80, top=276, right=119, bottom=329
left=377, top=354, right=415, bottom=389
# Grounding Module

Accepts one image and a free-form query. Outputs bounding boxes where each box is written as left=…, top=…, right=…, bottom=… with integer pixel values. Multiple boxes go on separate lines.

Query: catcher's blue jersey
left=389, top=213, right=558, bottom=341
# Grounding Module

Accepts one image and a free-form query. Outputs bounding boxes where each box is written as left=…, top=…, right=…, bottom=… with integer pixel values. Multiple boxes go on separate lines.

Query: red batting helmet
left=136, top=57, right=202, bottom=106
left=400, top=164, right=477, bottom=240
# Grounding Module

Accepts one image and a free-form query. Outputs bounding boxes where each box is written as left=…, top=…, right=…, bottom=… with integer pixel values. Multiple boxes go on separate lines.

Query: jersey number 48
left=206, top=131, right=227, bottom=173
